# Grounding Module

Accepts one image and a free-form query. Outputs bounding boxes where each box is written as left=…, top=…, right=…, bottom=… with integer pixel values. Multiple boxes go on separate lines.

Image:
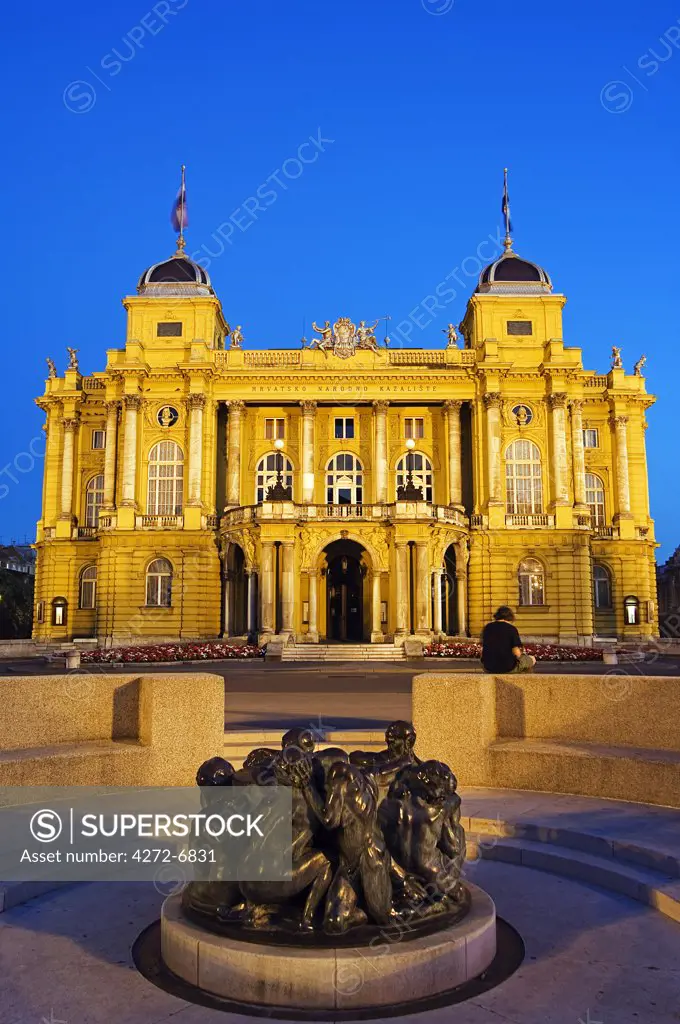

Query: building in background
left=32, top=228, right=658, bottom=647
left=0, top=544, right=36, bottom=638
left=657, top=546, right=680, bottom=638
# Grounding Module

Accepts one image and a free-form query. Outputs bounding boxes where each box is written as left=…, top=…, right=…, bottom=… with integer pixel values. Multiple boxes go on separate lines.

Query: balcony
left=593, top=525, right=615, bottom=538
left=76, top=527, right=97, bottom=539
left=137, top=515, right=184, bottom=529
left=505, top=514, right=554, bottom=528
left=301, top=503, right=391, bottom=522
left=220, top=502, right=470, bottom=529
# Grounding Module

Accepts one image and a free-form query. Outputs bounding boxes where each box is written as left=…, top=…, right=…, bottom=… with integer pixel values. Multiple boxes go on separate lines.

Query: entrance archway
left=323, top=539, right=366, bottom=642
left=223, top=542, right=248, bottom=637
left=443, top=544, right=458, bottom=635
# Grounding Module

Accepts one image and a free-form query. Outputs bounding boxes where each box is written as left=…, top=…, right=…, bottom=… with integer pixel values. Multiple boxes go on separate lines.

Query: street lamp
left=397, top=437, right=424, bottom=500
left=266, top=437, right=292, bottom=500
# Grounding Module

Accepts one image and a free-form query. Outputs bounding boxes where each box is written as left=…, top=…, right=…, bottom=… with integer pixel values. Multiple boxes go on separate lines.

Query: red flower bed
left=81, top=641, right=264, bottom=664
left=424, top=640, right=602, bottom=662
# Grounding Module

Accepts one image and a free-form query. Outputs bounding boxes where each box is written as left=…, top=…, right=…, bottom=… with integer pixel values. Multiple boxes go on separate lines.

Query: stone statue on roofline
left=633, top=354, right=646, bottom=377
left=611, top=345, right=623, bottom=370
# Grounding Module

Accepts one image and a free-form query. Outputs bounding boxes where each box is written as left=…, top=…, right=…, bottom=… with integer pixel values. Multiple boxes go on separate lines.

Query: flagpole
left=178, top=164, right=186, bottom=253
left=503, top=167, right=512, bottom=252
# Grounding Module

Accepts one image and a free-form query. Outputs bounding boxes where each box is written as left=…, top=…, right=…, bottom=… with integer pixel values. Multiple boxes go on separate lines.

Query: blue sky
left=2, top=0, right=679, bottom=558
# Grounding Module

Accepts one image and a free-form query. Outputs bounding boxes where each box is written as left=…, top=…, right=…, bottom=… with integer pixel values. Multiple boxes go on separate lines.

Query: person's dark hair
left=494, top=606, right=515, bottom=621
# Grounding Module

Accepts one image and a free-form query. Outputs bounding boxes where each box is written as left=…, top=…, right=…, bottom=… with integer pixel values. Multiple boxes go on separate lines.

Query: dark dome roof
left=137, top=248, right=213, bottom=295
left=478, top=246, right=552, bottom=293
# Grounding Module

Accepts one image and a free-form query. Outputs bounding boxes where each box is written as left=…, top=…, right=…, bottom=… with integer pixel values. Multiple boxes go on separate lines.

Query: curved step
left=468, top=831, right=680, bottom=924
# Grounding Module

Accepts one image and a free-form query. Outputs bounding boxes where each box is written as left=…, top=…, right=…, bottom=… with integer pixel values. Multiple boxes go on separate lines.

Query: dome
left=137, top=246, right=213, bottom=296
left=477, top=244, right=552, bottom=294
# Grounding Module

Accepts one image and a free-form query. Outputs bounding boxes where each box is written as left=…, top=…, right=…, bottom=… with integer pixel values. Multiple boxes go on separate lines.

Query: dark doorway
left=444, top=544, right=458, bottom=635
left=325, top=541, right=365, bottom=642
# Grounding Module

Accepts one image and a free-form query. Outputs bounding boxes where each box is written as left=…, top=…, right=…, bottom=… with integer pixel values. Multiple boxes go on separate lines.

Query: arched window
left=506, top=440, right=543, bottom=514
left=255, top=452, right=294, bottom=503
left=518, top=557, right=545, bottom=606
left=146, top=557, right=172, bottom=607
left=585, top=473, right=606, bottom=527
left=326, top=453, right=363, bottom=505
left=79, top=565, right=97, bottom=609
left=147, top=441, right=183, bottom=515
left=396, top=452, right=434, bottom=502
left=593, top=564, right=612, bottom=609
left=85, top=474, right=105, bottom=527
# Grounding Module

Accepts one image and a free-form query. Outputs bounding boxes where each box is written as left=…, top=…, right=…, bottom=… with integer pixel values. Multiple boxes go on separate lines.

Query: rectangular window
left=507, top=320, right=533, bottom=336
left=157, top=322, right=183, bottom=337
left=583, top=428, right=599, bottom=448
left=265, top=418, right=285, bottom=440
left=334, top=417, right=355, bottom=439
left=405, top=417, right=424, bottom=439
left=91, top=429, right=106, bottom=450
left=36, top=600, right=44, bottom=624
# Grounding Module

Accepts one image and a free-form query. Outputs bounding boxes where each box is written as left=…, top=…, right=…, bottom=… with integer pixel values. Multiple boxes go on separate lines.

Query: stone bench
left=412, top=672, right=680, bottom=807
left=0, top=673, right=225, bottom=788
left=488, top=737, right=680, bottom=808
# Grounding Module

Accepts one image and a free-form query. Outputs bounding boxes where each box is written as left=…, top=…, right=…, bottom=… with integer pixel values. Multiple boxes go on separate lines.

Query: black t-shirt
left=481, top=620, right=522, bottom=673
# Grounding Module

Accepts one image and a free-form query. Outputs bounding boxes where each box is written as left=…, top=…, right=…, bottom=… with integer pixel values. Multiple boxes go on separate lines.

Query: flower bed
left=424, top=640, right=602, bottom=662
left=81, top=641, right=265, bottom=664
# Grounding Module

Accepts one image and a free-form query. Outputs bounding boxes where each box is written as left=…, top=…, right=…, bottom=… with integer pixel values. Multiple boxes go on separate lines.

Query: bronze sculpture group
left=183, top=722, right=468, bottom=943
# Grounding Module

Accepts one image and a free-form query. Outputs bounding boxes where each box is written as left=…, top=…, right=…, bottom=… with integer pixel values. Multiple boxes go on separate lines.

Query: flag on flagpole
left=171, top=168, right=188, bottom=233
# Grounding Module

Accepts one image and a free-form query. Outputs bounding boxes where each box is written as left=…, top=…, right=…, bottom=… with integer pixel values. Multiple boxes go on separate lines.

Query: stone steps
left=468, top=823, right=680, bottom=924
left=281, top=643, right=404, bottom=662
left=224, top=729, right=385, bottom=768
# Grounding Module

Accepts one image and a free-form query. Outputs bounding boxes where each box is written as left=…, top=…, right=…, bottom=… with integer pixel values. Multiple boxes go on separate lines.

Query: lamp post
left=397, top=437, right=423, bottom=500
left=266, top=437, right=292, bottom=500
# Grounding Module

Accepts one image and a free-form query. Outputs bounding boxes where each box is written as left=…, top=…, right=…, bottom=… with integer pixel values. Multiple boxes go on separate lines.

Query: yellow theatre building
left=33, top=231, right=659, bottom=649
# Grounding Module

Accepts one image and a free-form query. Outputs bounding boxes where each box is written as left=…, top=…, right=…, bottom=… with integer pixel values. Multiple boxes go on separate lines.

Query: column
left=444, top=400, right=463, bottom=508
left=121, top=395, right=141, bottom=506
left=281, top=540, right=295, bottom=634
left=570, top=400, right=587, bottom=508
left=483, top=393, right=502, bottom=503
left=221, top=567, right=231, bottom=637
left=548, top=393, right=569, bottom=504
left=371, top=571, right=384, bottom=642
left=395, top=542, right=409, bottom=635
left=226, top=400, right=245, bottom=507
left=307, top=571, right=319, bottom=641
left=613, top=415, right=631, bottom=515
left=415, top=541, right=430, bottom=633
left=103, top=401, right=119, bottom=508
left=187, top=394, right=206, bottom=506
left=373, top=400, right=389, bottom=503
left=59, top=417, right=78, bottom=518
left=456, top=570, right=468, bottom=637
left=455, top=540, right=469, bottom=637
left=300, top=400, right=317, bottom=503
left=260, top=541, right=275, bottom=636
left=246, top=570, right=257, bottom=636
left=433, top=567, right=444, bottom=634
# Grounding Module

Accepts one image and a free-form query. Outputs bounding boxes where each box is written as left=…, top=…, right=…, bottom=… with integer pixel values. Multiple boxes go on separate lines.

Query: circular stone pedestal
left=161, top=884, right=497, bottom=1013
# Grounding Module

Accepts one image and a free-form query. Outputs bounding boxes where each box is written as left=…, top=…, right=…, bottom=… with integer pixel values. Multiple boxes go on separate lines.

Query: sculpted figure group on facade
left=306, top=317, right=386, bottom=358
left=183, top=721, right=468, bottom=939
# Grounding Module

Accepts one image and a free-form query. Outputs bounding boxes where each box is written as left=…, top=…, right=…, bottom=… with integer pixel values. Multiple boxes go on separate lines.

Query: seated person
left=481, top=606, right=536, bottom=673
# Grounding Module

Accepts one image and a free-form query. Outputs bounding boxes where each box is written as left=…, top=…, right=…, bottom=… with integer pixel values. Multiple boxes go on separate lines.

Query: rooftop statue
left=634, top=354, right=646, bottom=377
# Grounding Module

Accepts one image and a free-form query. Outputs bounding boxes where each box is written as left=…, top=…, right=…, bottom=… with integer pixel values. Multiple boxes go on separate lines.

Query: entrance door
left=327, top=553, right=364, bottom=641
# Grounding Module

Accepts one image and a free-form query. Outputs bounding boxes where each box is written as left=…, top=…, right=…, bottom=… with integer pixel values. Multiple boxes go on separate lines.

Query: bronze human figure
left=183, top=722, right=468, bottom=941
left=380, top=760, right=466, bottom=906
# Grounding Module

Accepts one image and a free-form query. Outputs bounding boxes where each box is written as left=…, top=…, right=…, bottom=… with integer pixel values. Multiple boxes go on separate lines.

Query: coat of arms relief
left=307, top=317, right=385, bottom=358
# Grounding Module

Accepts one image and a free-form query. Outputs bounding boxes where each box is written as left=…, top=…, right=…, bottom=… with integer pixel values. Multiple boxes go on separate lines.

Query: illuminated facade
left=33, top=235, right=658, bottom=646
